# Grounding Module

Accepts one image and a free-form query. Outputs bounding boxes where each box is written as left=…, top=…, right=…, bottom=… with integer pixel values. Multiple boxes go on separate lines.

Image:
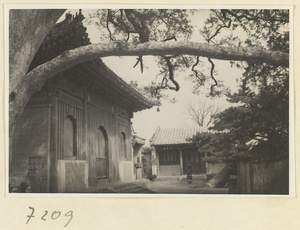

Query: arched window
left=96, top=126, right=108, bottom=179
left=120, top=132, right=127, bottom=160
left=63, top=115, right=77, bottom=160
left=97, top=126, right=108, bottom=158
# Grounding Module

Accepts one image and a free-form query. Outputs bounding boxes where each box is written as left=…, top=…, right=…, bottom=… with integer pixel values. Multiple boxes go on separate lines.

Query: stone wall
left=57, top=160, right=88, bottom=193
left=237, top=158, right=289, bottom=194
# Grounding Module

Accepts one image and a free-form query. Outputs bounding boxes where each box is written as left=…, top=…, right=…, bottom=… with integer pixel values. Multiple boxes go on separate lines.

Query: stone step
left=116, top=186, right=154, bottom=193
left=156, top=174, right=207, bottom=182
left=109, top=182, right=154, bottom=193
left=155, top=176, right=181, bottom=181
left=178, top=174, right=207, bottom=181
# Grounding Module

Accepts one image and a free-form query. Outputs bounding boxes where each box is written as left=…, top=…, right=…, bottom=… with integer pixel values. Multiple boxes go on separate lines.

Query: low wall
left=159, top=165, right=181, bottom=176
left=119, top=161, right=133, bottom=182
left=237, top=158, right=289, bottom=194
left=57, top=160, right=88, bottom=193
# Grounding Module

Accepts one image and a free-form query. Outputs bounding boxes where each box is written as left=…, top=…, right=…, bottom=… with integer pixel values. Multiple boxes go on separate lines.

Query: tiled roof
left=29, top=10, right=90, bottom=71
left=29, top=10, right=153, bottom=112
left=150, top=126, right=211, bottom=146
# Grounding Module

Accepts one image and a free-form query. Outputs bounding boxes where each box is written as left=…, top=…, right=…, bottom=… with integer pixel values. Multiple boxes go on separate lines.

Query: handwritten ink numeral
left=64, top=211, right=73, bottom=228
left=51, top=211, right=61, bottom=220
left=26, top=207, right=35, bottom=224
left=26, top=207, right=73, bottom=227
left=41, top=211, right=48, bottom=221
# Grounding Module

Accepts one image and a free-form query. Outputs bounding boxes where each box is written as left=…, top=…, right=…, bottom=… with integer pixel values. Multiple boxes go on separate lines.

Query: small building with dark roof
left=150, top=127, right=209, bottom=177
left=9, top=11, right=152, bottom=193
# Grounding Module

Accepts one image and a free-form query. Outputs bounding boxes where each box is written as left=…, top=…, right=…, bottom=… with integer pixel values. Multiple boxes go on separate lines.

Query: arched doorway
left=63, top=115, right=77, bottom=160
left=96, top=126, right=109, bottom=179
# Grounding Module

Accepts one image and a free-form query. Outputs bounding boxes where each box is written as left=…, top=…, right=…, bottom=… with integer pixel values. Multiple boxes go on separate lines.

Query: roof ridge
left=149, top=126, right=160, bottom=143
left=151, top=126, right=209, bottom=146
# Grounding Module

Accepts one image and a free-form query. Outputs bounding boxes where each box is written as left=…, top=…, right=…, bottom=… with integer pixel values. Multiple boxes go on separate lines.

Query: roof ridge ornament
left=65, top=11, right=72, bottom=21
left=65, top=9, right=85, bottom=23
left=74, top=9, right=85, bottom=22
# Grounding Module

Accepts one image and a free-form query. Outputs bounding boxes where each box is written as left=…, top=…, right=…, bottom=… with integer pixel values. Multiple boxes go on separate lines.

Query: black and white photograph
left=7, top=6, right=292, bottom=195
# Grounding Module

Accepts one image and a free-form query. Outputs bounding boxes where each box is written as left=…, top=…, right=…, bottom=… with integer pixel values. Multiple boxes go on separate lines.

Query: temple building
left=150, top=127, right=207, bottom=177
left=9, top=11, right=152, bottom=193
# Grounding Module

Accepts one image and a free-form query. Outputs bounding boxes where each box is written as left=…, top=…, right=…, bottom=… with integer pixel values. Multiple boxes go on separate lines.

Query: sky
left=61, top=9, right=245, bottom=144
left=103, top=56, right=242, bottom=144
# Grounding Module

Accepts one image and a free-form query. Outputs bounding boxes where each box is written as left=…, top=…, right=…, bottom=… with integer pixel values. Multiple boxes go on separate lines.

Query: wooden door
left=96, top=126, right=109, bottom=179
left=183, top=150, right=205, bottom=174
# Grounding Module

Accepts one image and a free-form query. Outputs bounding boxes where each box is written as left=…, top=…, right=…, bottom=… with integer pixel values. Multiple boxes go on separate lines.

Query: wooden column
left=179, top=148, right=183, bottom=175
left=151, top=146, right=157, bottom=176
left=205, top=152, right=209, bottom=173
left=82, top=91, right=88, bottom=161
left=50, top=96, right=58, bottom=192
left=83, top=92, right=90, bottom=187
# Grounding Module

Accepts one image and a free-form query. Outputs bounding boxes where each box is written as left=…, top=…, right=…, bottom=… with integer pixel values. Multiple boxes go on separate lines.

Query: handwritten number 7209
left=26, top=207, right=73, bottom=227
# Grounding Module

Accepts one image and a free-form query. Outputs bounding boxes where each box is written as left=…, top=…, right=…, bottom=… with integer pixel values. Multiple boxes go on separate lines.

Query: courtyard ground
left=147, top=177, right=229, bottom=194
left=80, top=175, right=229, bottom=194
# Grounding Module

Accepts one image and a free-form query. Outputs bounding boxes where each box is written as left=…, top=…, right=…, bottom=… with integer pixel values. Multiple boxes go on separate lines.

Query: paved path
left=148, top=179, right=229, bottom=194
left=78, top=178, right=229, bottom=194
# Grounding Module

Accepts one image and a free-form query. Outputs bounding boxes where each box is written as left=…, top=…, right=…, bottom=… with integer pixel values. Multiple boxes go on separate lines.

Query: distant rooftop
left=150, top=126, right=213, bottom=146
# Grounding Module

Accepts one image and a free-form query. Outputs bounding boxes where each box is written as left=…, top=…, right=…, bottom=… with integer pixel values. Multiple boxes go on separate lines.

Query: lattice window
left=159, top=149, right=180, bottom=165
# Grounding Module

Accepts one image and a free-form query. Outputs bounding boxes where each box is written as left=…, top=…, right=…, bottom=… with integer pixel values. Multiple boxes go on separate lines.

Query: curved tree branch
left=192, top=55, right=200, bottom=79
left=162, top=56, right=180, bottom=91
left=208, top=57, right=217, bottom=93
left=9, top=40, right=289, bottom=127
left=163, top=36, right=177, bottom=42
left=106, top=12, right=114, bottom=41
left=133, top=56, right=144, bottom=73
left=123, top=9, right=151, bottom=73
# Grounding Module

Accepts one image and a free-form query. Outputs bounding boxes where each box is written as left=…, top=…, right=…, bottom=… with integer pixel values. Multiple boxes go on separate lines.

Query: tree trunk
left=9, top=9, right=65, bottom=93
left=9, top=9, right=65, bottom=161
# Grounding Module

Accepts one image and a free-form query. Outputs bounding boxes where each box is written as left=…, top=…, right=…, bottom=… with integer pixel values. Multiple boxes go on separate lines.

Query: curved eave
left=151, top=143, right=195, bottom=147
left=132, top=134, right=146, bottom=146
left=93, top=59, right=153, bottom=111
left=64, top=60, right=153, bottom=112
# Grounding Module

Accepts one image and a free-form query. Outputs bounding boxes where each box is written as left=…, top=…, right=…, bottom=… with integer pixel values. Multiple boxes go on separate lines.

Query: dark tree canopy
left=187, top=9, right=289, bottom=161
left=190, top=63, right=289, bottom=161
left=87, top=9, right=289, bottom=99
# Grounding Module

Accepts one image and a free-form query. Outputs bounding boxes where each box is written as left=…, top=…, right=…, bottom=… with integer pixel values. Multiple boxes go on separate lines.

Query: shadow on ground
left=78, top=177, right=229, bottom=194
left=148, top=178, right=229, bottom=194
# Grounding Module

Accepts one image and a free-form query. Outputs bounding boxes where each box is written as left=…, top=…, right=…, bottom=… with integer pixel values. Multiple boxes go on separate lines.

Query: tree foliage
left=88, top=9, right=195, bottom=99
left=193, top=68, right=288, bottom=161
left=189, top=9, right=289, bottom=161
left=191, top=63, right=289, bottom=161
left=87, top=9, right=289, bottom=99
